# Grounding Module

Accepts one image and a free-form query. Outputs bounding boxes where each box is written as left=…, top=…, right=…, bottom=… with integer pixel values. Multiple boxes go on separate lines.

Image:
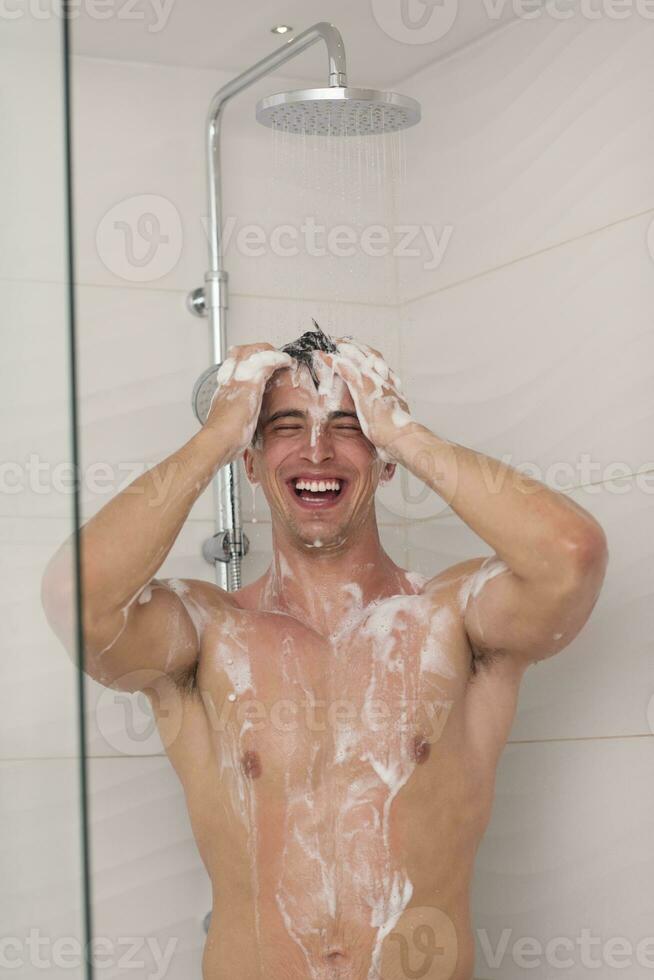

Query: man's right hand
left=204, top=343, right=294, bottom=459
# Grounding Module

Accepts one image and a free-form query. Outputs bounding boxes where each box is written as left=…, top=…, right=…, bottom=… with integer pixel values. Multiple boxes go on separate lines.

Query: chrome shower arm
left=208, top=21, right=347, bottom=121
left=205, top=22, right=347, bottom=275
left=193, top=23, right=349, bottom=591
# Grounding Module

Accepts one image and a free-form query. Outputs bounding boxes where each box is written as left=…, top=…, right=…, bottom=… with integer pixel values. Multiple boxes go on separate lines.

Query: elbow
left=559, top=523, right=609, bottom=593
left=568, top=523, right=609, bottom=567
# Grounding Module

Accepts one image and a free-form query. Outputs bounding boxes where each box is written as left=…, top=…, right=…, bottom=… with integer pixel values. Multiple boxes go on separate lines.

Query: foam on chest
left=199, top=592, right=460, bottom=978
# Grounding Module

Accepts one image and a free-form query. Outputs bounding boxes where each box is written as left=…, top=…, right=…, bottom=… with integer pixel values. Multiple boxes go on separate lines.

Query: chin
left=293, top=518, right=351, bottom=553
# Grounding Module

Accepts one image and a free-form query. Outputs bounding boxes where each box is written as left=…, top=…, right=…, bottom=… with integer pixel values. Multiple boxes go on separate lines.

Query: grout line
left=507, top=732, right=654, bottom=746
left=402, top=204, right=654, bottom=309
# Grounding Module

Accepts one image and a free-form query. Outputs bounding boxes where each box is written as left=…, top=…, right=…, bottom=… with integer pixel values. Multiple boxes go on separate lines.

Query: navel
left=241, top=749, right=262, bottom=779
left=413, top=733, right=431, bottom=765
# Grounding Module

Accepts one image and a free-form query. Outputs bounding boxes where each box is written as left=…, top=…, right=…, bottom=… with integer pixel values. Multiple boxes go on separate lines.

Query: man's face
left=244, top=362, right=392, bottom=550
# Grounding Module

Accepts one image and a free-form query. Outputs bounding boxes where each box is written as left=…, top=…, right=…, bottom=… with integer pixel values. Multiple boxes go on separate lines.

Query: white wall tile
left=0, top=759, right=85, bottom=979
left=0, top=19, right=69, bottom=283
left=397, top=14, right=654, bottom=300
left=88, top=756, right=210, bottom=980
left=399, top=213, right=654, bottom=487
left=472, top=736, right=654, bottom=979
left=0, top=280, right=74, bottom=519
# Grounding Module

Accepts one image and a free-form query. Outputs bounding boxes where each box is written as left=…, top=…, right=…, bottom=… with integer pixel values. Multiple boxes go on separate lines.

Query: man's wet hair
left=280, top=319, right=337, bottom=388
left=249, top=320, right=338, bottom=449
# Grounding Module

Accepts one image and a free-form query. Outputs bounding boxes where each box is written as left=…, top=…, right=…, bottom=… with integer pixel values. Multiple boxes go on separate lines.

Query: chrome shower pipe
left=189, top=23, right=348, bottom=591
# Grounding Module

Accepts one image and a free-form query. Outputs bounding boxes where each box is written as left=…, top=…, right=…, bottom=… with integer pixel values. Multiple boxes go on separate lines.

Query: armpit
left=168, top=657, right=201, bottom=697
left=468, top=634, right=504, bottom=678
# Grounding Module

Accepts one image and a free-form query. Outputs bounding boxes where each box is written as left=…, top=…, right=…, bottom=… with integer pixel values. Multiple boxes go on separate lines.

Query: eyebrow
left=263, top=409, right=360, bottom=426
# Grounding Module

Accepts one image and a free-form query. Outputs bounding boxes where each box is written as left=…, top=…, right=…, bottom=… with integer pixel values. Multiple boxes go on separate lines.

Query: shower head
left=256, top=86, right=420, bottom=136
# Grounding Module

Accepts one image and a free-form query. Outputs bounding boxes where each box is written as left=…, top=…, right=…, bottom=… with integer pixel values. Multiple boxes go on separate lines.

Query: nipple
left=413, top=733, right=431, bottom=765
left=241, top=749, right=262, bottom=779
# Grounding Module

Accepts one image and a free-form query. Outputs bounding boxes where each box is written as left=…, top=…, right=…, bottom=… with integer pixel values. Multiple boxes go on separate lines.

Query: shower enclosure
left=1, top=10, right=92, bottom=980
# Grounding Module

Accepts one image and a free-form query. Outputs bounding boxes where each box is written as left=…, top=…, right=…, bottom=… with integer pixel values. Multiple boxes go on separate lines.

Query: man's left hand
left=314, top=340, right=417, bottom=457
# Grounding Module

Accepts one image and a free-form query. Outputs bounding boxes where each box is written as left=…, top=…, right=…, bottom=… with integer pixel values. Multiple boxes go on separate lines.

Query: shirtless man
left=42, top=328, right=608, bottom=980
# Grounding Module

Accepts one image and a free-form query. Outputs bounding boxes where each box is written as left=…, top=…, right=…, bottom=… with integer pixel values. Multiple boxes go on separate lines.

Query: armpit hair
left=468, top=638, right=503, bottom=678
left=168, top=657, right=200, bottom=697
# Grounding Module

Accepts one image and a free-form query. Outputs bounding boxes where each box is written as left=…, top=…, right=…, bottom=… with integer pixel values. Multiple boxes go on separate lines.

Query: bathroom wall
left=69, top=11, right=654, bottom=979
left=395, top=11, right=654, bottom=980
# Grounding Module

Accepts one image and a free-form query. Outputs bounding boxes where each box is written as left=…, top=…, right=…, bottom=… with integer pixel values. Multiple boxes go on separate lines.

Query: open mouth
left=287, top=477, right=346, bottom=509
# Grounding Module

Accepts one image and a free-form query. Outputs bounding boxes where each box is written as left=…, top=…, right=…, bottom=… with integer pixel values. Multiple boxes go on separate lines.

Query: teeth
left=294, top=479, right=341, bottom=492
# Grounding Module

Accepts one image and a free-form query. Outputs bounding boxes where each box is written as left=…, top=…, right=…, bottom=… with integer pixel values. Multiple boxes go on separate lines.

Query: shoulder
left=418, top=560, right=526, bottom=762
left=414, top=557, right=516, bottom=677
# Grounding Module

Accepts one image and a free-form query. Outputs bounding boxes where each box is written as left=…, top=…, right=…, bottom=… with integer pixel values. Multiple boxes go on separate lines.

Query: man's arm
left=329, top=343, right=609, bottom=671
left=40, top=425, right=234, bottom=692
left=41, top=343, right=293, bottom=692
left=390, top=427, right=607, bottom=669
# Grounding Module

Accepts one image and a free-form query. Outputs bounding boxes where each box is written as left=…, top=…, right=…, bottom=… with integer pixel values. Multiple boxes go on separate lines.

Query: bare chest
left=194, top=593, right=471, bottom=794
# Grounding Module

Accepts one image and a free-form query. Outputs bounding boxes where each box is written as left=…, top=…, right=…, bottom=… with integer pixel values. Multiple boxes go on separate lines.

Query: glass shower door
left=0, top=10, right=91, bottom=980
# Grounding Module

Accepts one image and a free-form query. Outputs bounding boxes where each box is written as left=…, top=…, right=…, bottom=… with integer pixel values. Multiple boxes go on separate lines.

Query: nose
left=300, top=420, right=335, bottom=464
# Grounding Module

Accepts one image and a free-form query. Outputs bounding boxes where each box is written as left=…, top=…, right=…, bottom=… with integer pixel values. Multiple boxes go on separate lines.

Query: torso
left=149, top=561, right=525, bottom=980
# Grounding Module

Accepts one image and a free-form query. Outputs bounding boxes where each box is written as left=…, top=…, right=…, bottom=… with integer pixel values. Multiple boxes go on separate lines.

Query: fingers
left=335, top=340, right=392, bottom=385
left=219, top=345, right=294, bottom=387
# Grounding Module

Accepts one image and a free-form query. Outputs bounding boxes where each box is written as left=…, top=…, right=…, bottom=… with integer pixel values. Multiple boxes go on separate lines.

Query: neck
left=262, top=514, right=401, bottom=636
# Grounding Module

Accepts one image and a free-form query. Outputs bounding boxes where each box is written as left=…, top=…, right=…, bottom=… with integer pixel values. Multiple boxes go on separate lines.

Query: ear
left=243, top=447, right=257, bottom=485
left=378, top=462, right=396, bottom=484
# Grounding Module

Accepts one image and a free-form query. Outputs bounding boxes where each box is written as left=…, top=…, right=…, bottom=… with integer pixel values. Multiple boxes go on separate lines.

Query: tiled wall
left=68, top=11, right=654, bottom=979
